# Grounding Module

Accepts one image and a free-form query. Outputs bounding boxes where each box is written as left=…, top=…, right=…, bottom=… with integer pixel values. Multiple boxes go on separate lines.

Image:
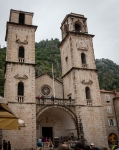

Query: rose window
left=41, top=86, right=50, bottom=95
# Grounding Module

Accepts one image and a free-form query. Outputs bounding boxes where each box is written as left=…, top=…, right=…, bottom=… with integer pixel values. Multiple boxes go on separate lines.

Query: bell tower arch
left=3, top=9, right=37, bottom=149
left=59, top=13, right=108, bottom=147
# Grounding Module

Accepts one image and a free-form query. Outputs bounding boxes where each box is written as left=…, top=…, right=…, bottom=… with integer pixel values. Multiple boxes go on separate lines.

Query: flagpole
left=52, top=63, right=55, bottom=98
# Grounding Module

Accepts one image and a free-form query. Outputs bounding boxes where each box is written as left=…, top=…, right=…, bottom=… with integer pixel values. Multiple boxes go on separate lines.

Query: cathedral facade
left=1, top=9, right=119, bottom=150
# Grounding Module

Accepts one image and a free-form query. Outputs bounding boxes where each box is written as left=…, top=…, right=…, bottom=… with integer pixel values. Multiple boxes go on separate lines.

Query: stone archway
left=36, top=106, right=78, bottom=142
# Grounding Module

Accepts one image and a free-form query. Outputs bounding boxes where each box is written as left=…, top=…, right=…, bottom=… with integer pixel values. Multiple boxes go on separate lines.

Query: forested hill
left=0, top=39, right=119, bottom=96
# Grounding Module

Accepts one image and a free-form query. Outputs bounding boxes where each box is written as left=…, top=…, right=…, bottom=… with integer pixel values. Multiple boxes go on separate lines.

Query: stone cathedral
left=1, top=9, right=119, bottom=150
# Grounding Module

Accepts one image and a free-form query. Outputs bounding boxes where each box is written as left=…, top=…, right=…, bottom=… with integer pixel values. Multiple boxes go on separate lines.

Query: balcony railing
left=18, top=96, right=24, bottom=102
left=19, top=58, right=24, bottom=63
left=86, top=99, right=92, bottom=105
left=36, top=97, right=75, bottom=106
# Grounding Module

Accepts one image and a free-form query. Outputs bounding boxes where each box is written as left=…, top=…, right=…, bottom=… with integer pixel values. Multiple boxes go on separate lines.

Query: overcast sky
left=0, top=0, right=119, bottom=64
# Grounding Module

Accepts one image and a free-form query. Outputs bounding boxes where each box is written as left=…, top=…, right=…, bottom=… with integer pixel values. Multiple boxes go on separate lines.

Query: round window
left=41, top=86, right=51, bottom=96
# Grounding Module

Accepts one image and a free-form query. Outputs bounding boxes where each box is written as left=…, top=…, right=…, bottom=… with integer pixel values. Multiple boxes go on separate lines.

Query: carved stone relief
left=81, top=79, right=93, bottom=85
left=14, top=74, right=28, bottom=79
left=77, top=40, right=88, bottom=51
left=16, top=34, right=28, bottom=44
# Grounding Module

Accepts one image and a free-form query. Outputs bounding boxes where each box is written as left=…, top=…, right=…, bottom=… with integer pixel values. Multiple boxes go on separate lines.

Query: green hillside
left=0, top=39, right=119, bottom=96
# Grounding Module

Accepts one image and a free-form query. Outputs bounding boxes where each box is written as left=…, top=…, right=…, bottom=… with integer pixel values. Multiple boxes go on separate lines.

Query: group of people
left=3, top=140, right=11, bottom=150
left=37, top=137, right=54, bottom=150
left=58, top=142, right=100, bottom=150
left=58, top=142, right=119, bottom=150
left=37, top=95, right=55, bottom=104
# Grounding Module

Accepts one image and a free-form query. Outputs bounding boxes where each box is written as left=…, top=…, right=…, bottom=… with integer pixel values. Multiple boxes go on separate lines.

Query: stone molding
left=14, top=74, right=28, bottom=79
left=81, top=79, right=93, bottom=85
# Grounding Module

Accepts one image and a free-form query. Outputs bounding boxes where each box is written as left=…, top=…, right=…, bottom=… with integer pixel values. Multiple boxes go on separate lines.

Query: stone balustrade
left=36, top=97, right=75, bottom=106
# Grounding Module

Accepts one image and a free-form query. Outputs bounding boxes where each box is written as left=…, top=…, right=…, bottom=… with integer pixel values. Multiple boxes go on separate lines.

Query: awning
left=0, top=103, right=18, bottom=130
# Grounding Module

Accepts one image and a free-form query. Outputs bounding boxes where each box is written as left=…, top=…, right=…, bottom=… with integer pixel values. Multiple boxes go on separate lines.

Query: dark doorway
left=42, top=127, right=53, bottom=141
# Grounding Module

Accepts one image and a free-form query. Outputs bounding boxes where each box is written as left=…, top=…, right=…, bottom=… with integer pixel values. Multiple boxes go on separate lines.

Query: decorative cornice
left=5, top=22, right=37, bottom=41
left=59, top=31, right=94, bottom=48
left=62, top=67, right=97, bottom=78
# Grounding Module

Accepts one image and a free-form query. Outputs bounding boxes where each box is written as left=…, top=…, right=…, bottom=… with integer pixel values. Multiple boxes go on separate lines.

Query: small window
left=108, top=118, right=116, bottom=126
left=19, top=46, right=24, bottom=58
left=106, top=95, right=110, bottom=102
left=107, top=106, right=112, bottom=114
left=85, top=87, right=91, bottom=99
left=19, top=13, right=25, bottom=24
left=65, top=56, right=68, bottom=62
left=75, top=24, right=81, bottom=32
left=18, top=46, right=24, bottom=63
left=18, top=82, right=24, bottom=96
left=81, top=53, right=86, bottom=64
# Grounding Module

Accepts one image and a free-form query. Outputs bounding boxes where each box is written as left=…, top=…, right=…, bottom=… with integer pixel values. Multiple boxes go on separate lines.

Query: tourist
left=51, top=95, right=54, bottom=104
left=38, top=137, right=42, bottom=142
left=37, top=139, right=42, bottom=150
left=73, top=142, right=85, bottom=150
left=3, top=140, right=7, bottom=150
left=85, top=145, right=91, bottom=150
left=90, top=143, right=100, bottom=150
left=44, top=137, right=49, bottom=142
left=41, top=95, right=44, bottom=104
left=48, top=139, right=54, bottom=150
left=58, top=144, right=70, bottom=150
left=8, top=141, right=11, bottom=150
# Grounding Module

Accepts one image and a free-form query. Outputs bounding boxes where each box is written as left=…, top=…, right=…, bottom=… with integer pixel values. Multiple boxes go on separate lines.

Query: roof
left=36, top=73, right=62, bottom=84
left=61, top=13, right=87, bottom=28
left=9, top=9, right=34, bottom=22
left=100, top=90, right=115, bottom=94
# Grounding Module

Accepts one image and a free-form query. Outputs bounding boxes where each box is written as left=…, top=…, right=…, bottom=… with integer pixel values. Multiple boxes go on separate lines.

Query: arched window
left=19, top=46, right=24, bottom=58
left=18, top=46, right=24, bottom=63
left=81, top=53, right=86, bottom=64
left=18, top=82, right=24, bottom=96
left=85, top=87, right=91, bottom=99
left=19, top=13, right=25, bottom=24
left=75, top=24, right=81, bottom=32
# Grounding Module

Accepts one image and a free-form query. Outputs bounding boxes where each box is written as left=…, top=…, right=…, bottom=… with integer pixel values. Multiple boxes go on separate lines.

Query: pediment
left=81, top=79, right=93, bottom=84
left=14, top=74, right=28, bottom=79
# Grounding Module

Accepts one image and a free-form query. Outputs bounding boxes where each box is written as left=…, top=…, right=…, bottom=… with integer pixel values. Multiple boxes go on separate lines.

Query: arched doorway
left=36, top=106, right=77, bottom=142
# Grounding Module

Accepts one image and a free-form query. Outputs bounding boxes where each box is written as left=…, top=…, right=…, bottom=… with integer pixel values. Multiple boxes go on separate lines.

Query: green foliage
left=35, top=38, right=62, bottom=80
left=0, top=40, right=119, bottom=96
left=96, top=58, right=119, bottom=91
left=0, top=47, right=6, bottom=96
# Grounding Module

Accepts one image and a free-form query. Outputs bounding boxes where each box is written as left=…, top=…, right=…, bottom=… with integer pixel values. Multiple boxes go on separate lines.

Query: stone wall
left=2, top=103, right=36, bottom=150
left=35, top=74, right=63, bottom=99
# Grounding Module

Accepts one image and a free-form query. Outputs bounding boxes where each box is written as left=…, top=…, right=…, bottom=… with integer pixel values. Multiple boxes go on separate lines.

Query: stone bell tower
left=3, top=9, right=37, bottom=149
left=59, top=13, right=108, bottom=147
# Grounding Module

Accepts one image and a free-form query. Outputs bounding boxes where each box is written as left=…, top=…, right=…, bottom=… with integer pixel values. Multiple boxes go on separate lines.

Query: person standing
left=37, top=139, right=42, bottom=150
left=41, top=95, right=44, bottom=104
left=3, top=140, right=7, bottom=150
left=8, top=141, right=11, bottom=150
left=51, top=95, right=54, bottom=104
left=90, top=143, right=100, bottom=150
